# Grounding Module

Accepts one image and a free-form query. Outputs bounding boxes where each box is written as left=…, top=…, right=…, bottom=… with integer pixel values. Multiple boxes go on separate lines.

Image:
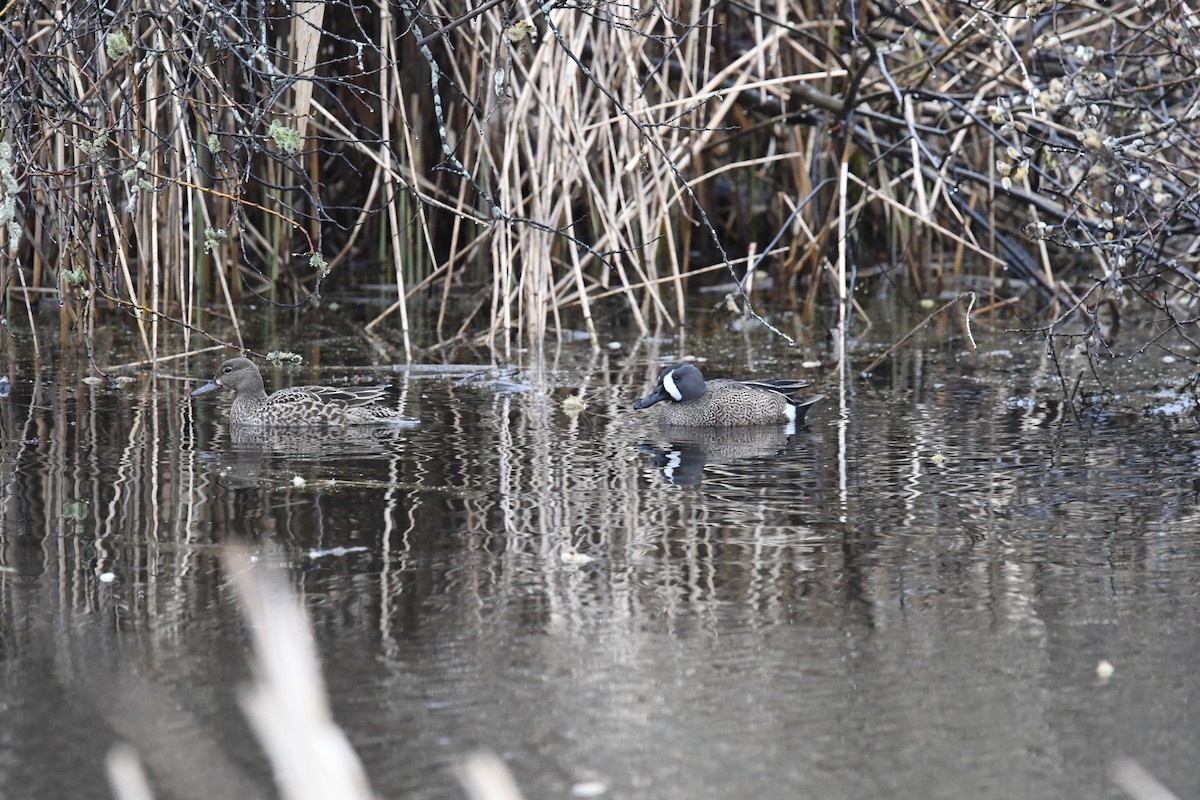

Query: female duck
left=191, top=357, right=416, bottom=427
left=634, top=362, right=821, bottom=426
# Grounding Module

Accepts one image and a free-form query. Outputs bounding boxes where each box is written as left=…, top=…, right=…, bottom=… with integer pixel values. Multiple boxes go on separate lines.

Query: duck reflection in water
left=639, top=425, right=799, bottom=486
left=197, top=424, right=411, bottom=488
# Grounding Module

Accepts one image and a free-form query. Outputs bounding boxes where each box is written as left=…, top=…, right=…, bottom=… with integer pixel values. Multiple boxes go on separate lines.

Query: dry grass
left=4, top=0, right=1200, bottom=363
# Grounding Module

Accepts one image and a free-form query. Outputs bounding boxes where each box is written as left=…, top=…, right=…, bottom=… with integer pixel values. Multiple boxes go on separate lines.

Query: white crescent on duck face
left=663, top=369, right=684, bottom=401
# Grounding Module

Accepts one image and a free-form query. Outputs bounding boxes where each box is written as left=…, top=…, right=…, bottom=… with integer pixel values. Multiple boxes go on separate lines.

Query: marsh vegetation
left=3, top=0, right=1200, bottom=376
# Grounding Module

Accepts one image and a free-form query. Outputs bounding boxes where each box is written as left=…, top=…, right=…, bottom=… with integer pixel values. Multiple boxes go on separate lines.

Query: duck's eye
left=223, top=365, right=233, bottom=374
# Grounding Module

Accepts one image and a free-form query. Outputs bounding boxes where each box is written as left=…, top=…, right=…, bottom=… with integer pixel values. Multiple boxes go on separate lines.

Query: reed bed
left=3, top=0, right=1200, bottom=363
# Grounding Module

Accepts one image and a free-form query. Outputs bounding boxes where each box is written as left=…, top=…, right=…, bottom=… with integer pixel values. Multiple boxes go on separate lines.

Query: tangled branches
left=2, top=0, right=1200, bottom=362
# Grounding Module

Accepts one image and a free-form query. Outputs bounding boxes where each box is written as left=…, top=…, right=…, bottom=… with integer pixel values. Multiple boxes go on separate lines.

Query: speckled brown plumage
left=190, top=357, right=417, bottom=427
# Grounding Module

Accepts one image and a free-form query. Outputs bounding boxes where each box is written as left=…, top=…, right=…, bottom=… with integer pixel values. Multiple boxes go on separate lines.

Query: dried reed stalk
left=6, top=0, right=1200, bottom=359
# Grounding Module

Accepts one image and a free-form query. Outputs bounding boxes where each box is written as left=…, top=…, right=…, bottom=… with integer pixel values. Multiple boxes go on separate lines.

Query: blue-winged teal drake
left=191, top=357, right=417, bottom=427
left=634, top=362, right=822, bottom=426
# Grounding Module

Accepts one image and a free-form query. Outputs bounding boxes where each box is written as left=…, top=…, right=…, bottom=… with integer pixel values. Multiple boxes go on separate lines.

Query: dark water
left=1, top=329, right=1199, bottom=800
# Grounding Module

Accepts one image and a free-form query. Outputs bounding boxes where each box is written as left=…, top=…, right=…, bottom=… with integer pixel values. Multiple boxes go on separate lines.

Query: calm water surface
left=1, top=330, right=1198, bottom=800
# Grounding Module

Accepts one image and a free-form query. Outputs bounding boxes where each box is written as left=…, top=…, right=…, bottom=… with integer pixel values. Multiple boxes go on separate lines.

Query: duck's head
left=634, top=362, right=707, bottom=409
left=191, top=357, right=265, bottom=397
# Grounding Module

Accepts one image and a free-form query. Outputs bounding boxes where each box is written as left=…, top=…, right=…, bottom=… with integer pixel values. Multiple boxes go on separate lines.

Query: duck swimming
left=634, top=362, right=822, bottom=427
left=190, top=356, right=416, bottom=427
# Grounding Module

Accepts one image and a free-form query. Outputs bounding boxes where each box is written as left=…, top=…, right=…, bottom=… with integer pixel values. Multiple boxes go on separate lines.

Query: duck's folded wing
left=276, top=385, right=390, bottom=407
left=741, top=378, right=811, bottom=397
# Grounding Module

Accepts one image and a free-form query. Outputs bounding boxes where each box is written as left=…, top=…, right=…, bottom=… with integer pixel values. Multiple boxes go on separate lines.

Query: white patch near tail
left=785, top=403, right=796, bottom=423
left=664, top=371, right=683, bottom=401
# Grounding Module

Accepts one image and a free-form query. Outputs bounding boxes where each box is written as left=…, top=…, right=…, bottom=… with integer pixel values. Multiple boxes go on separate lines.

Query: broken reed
left=2, top=0, right=1199, bottom=362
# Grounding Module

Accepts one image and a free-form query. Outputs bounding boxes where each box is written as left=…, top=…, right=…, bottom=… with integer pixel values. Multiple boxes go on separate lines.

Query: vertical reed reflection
left=1, top=344, right=1199, bottom=799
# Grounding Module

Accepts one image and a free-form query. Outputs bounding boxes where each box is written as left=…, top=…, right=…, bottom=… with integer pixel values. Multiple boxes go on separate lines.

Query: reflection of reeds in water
left=0, top=364, right=420, bottom=614
left=4, top=348, right=1196, bottom=798
left=0, top=366, right=526, bottom=798
left=431, top=355, right=834, bottom=632
left=9, top=347, right=1177, bottom=645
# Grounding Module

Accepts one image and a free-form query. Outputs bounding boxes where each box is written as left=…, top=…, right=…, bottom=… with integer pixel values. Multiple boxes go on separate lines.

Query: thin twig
left=860, top=292, right=976, bottom=376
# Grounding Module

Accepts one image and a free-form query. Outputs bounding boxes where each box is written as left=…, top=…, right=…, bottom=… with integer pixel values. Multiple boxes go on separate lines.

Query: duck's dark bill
left=634, top=386, right=667, bottom=409
left=190, top=381, right=220, bottom=397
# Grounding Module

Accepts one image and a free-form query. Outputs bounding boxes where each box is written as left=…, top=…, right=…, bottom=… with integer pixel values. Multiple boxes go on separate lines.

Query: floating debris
left=562, top=393, right=586, bottom=418
left=62, top=499, right=89, bottom=519
left=560, top=549, right=594, bottom=565
left=571, top=780, right=607, bottom=797
left=306, top=546, right=369, bottom=560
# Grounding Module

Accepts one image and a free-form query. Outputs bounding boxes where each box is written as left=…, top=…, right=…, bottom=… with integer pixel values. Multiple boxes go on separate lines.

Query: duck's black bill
left=633, top=386, right=666, bottom=410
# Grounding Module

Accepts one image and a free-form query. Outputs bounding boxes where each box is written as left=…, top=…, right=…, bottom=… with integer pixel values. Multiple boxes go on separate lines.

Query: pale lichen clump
left=78, top=129, right=109, bottom=160
left=120, top=150, right=153, bottom=212
left=0, top=141, right=19, bottom=254
left=105, top=31, right=131, bottom=61
left=309, top=252, right=330, bottom=278
left=62, top=265, right=87, bottom=289
left=203, top=226, right=227, bottom=254
left=266, top=351, right=303, bottom=366
left=504, top=19, right=536, bottom=45
left=268, top=120, right=302, bottom=154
